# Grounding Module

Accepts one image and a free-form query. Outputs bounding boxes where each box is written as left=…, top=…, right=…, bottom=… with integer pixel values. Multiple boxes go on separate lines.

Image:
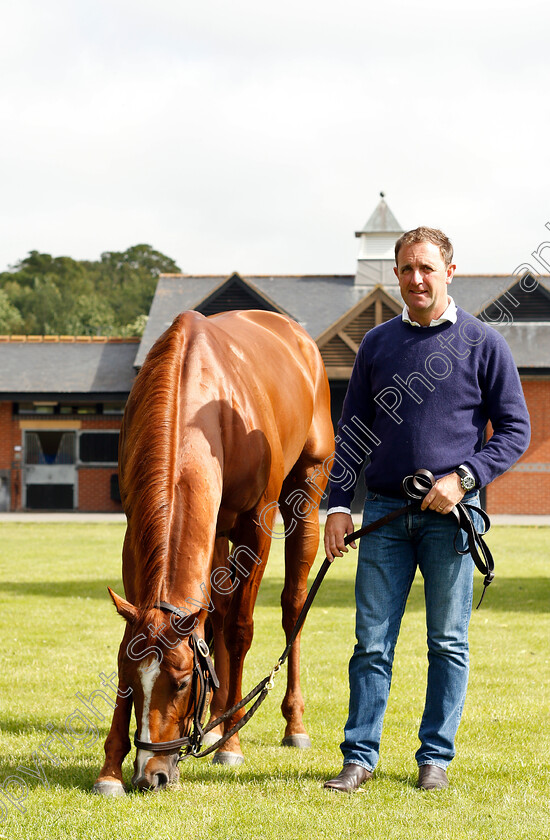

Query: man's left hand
left=420, top=472, right=466, bottom=514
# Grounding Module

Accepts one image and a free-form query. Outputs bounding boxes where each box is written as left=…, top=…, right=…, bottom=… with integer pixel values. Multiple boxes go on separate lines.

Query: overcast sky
left=1, top=0, right=549, bottom=277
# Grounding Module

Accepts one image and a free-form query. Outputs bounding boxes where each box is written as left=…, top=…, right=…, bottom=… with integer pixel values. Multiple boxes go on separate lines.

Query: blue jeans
left=341, top=491, right=482, bottom=772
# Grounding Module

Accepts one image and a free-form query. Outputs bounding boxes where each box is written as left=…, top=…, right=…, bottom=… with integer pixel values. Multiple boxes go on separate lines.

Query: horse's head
left=109, top=588, right=216, bottom=791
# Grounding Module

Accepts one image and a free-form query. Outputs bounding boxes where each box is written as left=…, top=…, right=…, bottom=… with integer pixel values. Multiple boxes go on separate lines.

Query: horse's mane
left=120, top=313, right=192, bottom=608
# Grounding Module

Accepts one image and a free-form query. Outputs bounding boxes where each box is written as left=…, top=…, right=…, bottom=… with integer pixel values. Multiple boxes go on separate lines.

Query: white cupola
left=355, top=193, right=404, bottom=286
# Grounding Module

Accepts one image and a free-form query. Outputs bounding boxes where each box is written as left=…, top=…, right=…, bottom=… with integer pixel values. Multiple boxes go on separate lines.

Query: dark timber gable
left=195, top=273, right=285, bottom=317
left=316, top=286, right=401, bottom=378
left=478, top=276, right=550, bottom=322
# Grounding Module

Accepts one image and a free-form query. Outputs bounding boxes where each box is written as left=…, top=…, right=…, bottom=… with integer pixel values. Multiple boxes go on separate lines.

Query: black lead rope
left=402, top=469, right=494, bottom=608
left=136, top=469, right=493, bottom=759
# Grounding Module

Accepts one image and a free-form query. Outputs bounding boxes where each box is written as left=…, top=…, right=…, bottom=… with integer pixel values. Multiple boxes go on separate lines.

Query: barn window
left=78, top=432, right=119, bottom=464
left=25, top=431, right=76, bottom=465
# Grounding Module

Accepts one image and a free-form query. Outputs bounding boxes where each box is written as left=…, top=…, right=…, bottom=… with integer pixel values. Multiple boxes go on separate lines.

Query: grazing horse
left=93, top=309, right=334, bottom=795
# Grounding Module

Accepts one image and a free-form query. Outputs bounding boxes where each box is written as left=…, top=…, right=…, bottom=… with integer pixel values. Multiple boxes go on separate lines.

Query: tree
left=0, top=244, right=180, bottom=336
left=0, top=288, right=24, bottom=333
left=99, top=244, right=180, bottom=276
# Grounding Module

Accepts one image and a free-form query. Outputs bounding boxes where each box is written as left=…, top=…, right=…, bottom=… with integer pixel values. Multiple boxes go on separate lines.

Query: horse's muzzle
left=132, top=754, right=180, bottom=792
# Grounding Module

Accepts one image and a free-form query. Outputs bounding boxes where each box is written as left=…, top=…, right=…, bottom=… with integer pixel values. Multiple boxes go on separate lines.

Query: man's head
left=393, top=227, right=456, bottom=327
left=394, top=227, right=453, bottom=268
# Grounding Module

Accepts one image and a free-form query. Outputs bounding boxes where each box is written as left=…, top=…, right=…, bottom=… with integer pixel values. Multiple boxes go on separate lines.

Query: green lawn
left=0, top=523, right=548, bottom=840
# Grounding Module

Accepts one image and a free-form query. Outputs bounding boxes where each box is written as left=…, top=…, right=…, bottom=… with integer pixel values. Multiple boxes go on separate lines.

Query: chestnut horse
left=93, top=309, right=334, bottom=795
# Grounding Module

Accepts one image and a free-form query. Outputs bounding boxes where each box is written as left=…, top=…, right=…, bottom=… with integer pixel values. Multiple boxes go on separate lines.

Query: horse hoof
left=92, top=780, right=127, bottom=796
left=201, top=731, right=221, bottom=748
left=281, top=734, right=312, bottom=749
left=212, top=751, right=245, bottom=766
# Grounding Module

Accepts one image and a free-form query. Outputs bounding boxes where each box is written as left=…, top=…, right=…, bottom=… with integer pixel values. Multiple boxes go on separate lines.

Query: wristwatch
left=455, top=466, right=476, bottom=491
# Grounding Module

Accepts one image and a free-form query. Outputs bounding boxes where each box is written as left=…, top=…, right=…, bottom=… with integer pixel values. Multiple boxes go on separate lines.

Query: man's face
left=393, top=241, right=455, bottom=326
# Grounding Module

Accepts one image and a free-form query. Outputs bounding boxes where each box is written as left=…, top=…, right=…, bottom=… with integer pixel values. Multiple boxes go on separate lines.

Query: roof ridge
left=0, top=335, right=140, bottom=344
left=158, top=273, right=356, bottom=280
left=158, top=272, right=550, bottom=280
left=455, top=273, right=550, bottom=278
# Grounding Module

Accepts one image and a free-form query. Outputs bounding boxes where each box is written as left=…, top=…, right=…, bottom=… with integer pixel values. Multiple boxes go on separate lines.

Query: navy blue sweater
left=327, top=308, right=531, bottom=507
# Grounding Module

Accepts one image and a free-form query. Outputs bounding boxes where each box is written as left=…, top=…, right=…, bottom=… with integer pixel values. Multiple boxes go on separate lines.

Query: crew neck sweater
left=327, top=307, right=531, bottom=508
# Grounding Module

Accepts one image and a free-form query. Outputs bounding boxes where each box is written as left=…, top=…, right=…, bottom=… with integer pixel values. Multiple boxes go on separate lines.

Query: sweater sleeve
left=326, top=341, right=376, bottom=509
left=463, top=332, right=531, bottom=488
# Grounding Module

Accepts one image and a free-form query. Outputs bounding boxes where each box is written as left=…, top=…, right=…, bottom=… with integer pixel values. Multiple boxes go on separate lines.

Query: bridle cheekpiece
left=133, top=602, right=219, bottom=759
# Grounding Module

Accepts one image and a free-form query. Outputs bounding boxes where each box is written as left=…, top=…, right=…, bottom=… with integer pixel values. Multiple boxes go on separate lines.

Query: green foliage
left=0, top=245, right=180, bottom=336
left=0, top=523, right=548, bottom=840
left=0, top=287, right=24, bottom=332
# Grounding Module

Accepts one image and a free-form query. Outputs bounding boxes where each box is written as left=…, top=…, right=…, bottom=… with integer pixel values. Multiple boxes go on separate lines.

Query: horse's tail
left=120, top=311, right=198, bottom=606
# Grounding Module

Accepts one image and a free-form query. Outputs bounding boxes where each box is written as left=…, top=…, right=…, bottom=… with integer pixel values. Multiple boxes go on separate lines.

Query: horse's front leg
left=92, top=683, right=133, bottom=795
left=203, top=537, right=232, bottom=748
left=93, top=633, right=133, bottom=795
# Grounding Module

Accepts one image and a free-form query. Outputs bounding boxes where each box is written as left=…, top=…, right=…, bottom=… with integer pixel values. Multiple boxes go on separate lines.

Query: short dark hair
left=394, top=227, right=454, bottom=267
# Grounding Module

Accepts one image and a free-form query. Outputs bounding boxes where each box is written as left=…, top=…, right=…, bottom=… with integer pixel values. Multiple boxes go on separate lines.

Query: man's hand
left=324, top=512, right=357, bottom=562
left=420, top=472, right=466, bottom=514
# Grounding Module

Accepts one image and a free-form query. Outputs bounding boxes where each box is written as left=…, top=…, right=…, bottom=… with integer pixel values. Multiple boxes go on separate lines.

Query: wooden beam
left=337, top=331, right=360, bottom=353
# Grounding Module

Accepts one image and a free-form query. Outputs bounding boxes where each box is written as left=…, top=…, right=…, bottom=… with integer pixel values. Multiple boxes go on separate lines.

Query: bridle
left=133, top=602, right=220, bottom=758
left=132, top=469, right=494, bottom=762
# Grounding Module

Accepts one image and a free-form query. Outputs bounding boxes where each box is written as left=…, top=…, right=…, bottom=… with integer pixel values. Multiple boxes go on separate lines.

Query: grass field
left=0, top=522, right=548, bottom=840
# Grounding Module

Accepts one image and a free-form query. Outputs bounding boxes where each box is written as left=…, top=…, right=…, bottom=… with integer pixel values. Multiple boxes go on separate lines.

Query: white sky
left=1, top=0, right=549, bottom=277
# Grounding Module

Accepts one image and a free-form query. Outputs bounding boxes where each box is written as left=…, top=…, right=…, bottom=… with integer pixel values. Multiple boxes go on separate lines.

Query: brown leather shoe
left=417, top=764, right=449, bottom=790
left=324, top=763, right=373, bottom=792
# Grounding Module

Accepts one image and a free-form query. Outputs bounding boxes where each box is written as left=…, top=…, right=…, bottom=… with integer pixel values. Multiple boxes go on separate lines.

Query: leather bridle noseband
left=133, top=602, right=220, bottom=758
left=132, top=469, right=494, bottom=762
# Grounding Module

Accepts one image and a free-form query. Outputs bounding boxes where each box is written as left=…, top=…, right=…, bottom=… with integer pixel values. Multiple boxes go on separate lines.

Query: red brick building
left=0, top=337, right=138, bottom=512
left=1, top=197, right=548, bottom=513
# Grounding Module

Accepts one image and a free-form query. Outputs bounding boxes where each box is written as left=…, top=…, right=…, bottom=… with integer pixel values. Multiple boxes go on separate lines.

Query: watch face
left=461, top=474, right=476, bottom=491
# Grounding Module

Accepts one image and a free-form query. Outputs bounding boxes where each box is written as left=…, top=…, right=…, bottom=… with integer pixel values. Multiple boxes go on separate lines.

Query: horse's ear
left=108, top=587, right=138, bottom=624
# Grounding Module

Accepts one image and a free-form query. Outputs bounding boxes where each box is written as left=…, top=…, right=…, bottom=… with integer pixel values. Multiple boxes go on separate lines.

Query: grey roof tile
left=0, top=341, right=138, bottom=397
left=492, top=323, right=550, bottom=368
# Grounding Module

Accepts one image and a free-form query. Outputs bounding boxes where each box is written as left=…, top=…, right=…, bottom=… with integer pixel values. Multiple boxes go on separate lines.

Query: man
left=323, top=227, right=530, bottom=792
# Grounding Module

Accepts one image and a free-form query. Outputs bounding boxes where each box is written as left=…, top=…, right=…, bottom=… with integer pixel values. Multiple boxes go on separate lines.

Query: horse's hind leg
left=278, top=461, right=328, bottom=748
left=211, top=502, right=280, bottom=764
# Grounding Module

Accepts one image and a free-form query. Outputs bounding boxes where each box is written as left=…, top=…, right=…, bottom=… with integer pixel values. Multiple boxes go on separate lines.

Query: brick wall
left=78, top=468, right=121, bottom=512
left=485, top=378, right=550, bottom=514
left=0, top=403, right=23, bottom=509
left=75, top=416, right=123, bottom=512
left=76, top=417, right=123, bottom=511
left=0, top=402, right=16, bottom=466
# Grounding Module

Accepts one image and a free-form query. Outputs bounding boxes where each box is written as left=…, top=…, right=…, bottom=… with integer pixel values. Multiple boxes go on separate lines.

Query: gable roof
left=136, top=272, right=550, bottom=371
left=194, top=273, right=286, bottom=317
left=478, top=277, right=550, bottom=322
left=136, top=273, right=372, bottom=366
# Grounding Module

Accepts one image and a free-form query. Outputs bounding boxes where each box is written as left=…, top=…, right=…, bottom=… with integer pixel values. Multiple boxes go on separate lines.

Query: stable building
left=1, top=196, right=548, bottom=513
left=0, top=337, right=138, bottom=512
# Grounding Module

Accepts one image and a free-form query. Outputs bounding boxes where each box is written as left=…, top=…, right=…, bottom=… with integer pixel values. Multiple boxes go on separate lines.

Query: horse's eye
left=177, top=676, right=191, bottom=691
